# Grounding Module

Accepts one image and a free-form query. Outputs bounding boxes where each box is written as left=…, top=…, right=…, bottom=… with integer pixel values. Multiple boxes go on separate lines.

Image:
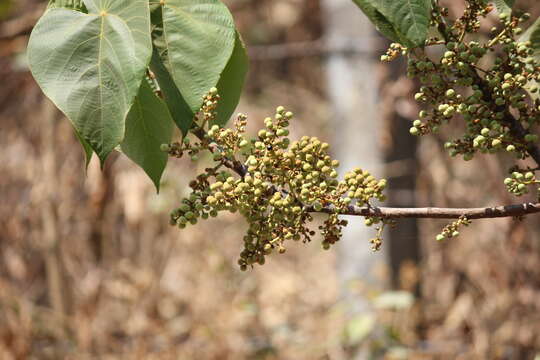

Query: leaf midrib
left=401, top=0, right=422, bottom=39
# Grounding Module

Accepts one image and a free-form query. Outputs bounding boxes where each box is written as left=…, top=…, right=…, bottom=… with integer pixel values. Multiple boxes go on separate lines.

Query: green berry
left=239, top=139, right=249, bottom=148
left=160, top=144, right=170, bottom=152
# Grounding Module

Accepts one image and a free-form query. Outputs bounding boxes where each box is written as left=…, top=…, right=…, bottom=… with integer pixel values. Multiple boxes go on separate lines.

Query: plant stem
left=314, top=202, right=540, bottom=219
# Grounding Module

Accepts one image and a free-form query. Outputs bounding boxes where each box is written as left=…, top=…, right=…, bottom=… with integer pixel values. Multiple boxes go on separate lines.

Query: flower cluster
left=436, top=216, right=471, bottom=242
left=163, top=91, right=386, bottom=269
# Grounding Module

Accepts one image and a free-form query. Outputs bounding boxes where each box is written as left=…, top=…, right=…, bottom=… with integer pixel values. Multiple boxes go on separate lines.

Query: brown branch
left=314, top=202, right=540, bottom=219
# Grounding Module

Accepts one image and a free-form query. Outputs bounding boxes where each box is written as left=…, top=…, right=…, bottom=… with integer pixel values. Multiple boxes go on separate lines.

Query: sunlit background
left=1, top=0, right=540, bottom=359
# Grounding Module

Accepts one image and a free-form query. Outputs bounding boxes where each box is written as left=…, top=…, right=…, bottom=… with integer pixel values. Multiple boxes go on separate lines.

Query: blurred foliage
left=0, top=0, right=11, bottom=20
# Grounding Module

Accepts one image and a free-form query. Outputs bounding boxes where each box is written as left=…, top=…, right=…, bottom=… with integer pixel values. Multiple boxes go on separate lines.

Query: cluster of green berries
left=436, top=216, right=471, bottom=242
left=384, top=2, right=540, bottom=197
left=504, top=170, right=538, bottom=197
left=162, top=91, right=387, bottom=270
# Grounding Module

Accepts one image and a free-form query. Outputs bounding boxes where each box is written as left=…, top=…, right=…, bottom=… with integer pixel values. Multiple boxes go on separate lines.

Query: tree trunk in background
left=380, top=56, right=421, bottom=292
left=321, top=0, right=388, bottom=353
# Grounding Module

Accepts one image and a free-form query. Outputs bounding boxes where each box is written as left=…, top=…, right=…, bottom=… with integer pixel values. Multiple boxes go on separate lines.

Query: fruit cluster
left=163, top=91, right=386, bottom=269
left=504, top=170, right=538, bottom=197
left=386, top=1, right=540, bottom=197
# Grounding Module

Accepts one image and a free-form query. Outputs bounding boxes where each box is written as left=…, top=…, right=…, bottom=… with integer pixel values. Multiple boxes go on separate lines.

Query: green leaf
left=74, top=128, right=94, bottom=168
left=213, top=32, right=249, bottom=127
left=28, top=0, right=152, bottom=165
left=150, top=48, right=194, bottom=135
left=492, top=0, right=514, bottom=16
left=380, top=0, right=432, bottom=47
left=351, top=0, right=403, bottom=44
left=157, top=0, right=236, bottom=113
left=121, top=80, right=174, bottom=192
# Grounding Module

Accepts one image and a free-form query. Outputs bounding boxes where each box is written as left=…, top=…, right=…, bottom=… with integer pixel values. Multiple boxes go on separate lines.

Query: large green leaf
left=150, top=48, right=194, bottom=135
left=121, top=80, right=173, bottom=191
left=351, top=0, right=403, bottom=44
left=28, top=0, right=152, bottom=164
left=380, top=0, right=432, bottom=47
left=492, top=0, right=514, bottom=16
left=157, top=0, right=236, bottom=113
left=213, top=32, right=249, bottom=127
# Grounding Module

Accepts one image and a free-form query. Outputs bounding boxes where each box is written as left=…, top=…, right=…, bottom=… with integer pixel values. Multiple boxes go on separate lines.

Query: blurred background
left=1, top=0, right=540, bottom=359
